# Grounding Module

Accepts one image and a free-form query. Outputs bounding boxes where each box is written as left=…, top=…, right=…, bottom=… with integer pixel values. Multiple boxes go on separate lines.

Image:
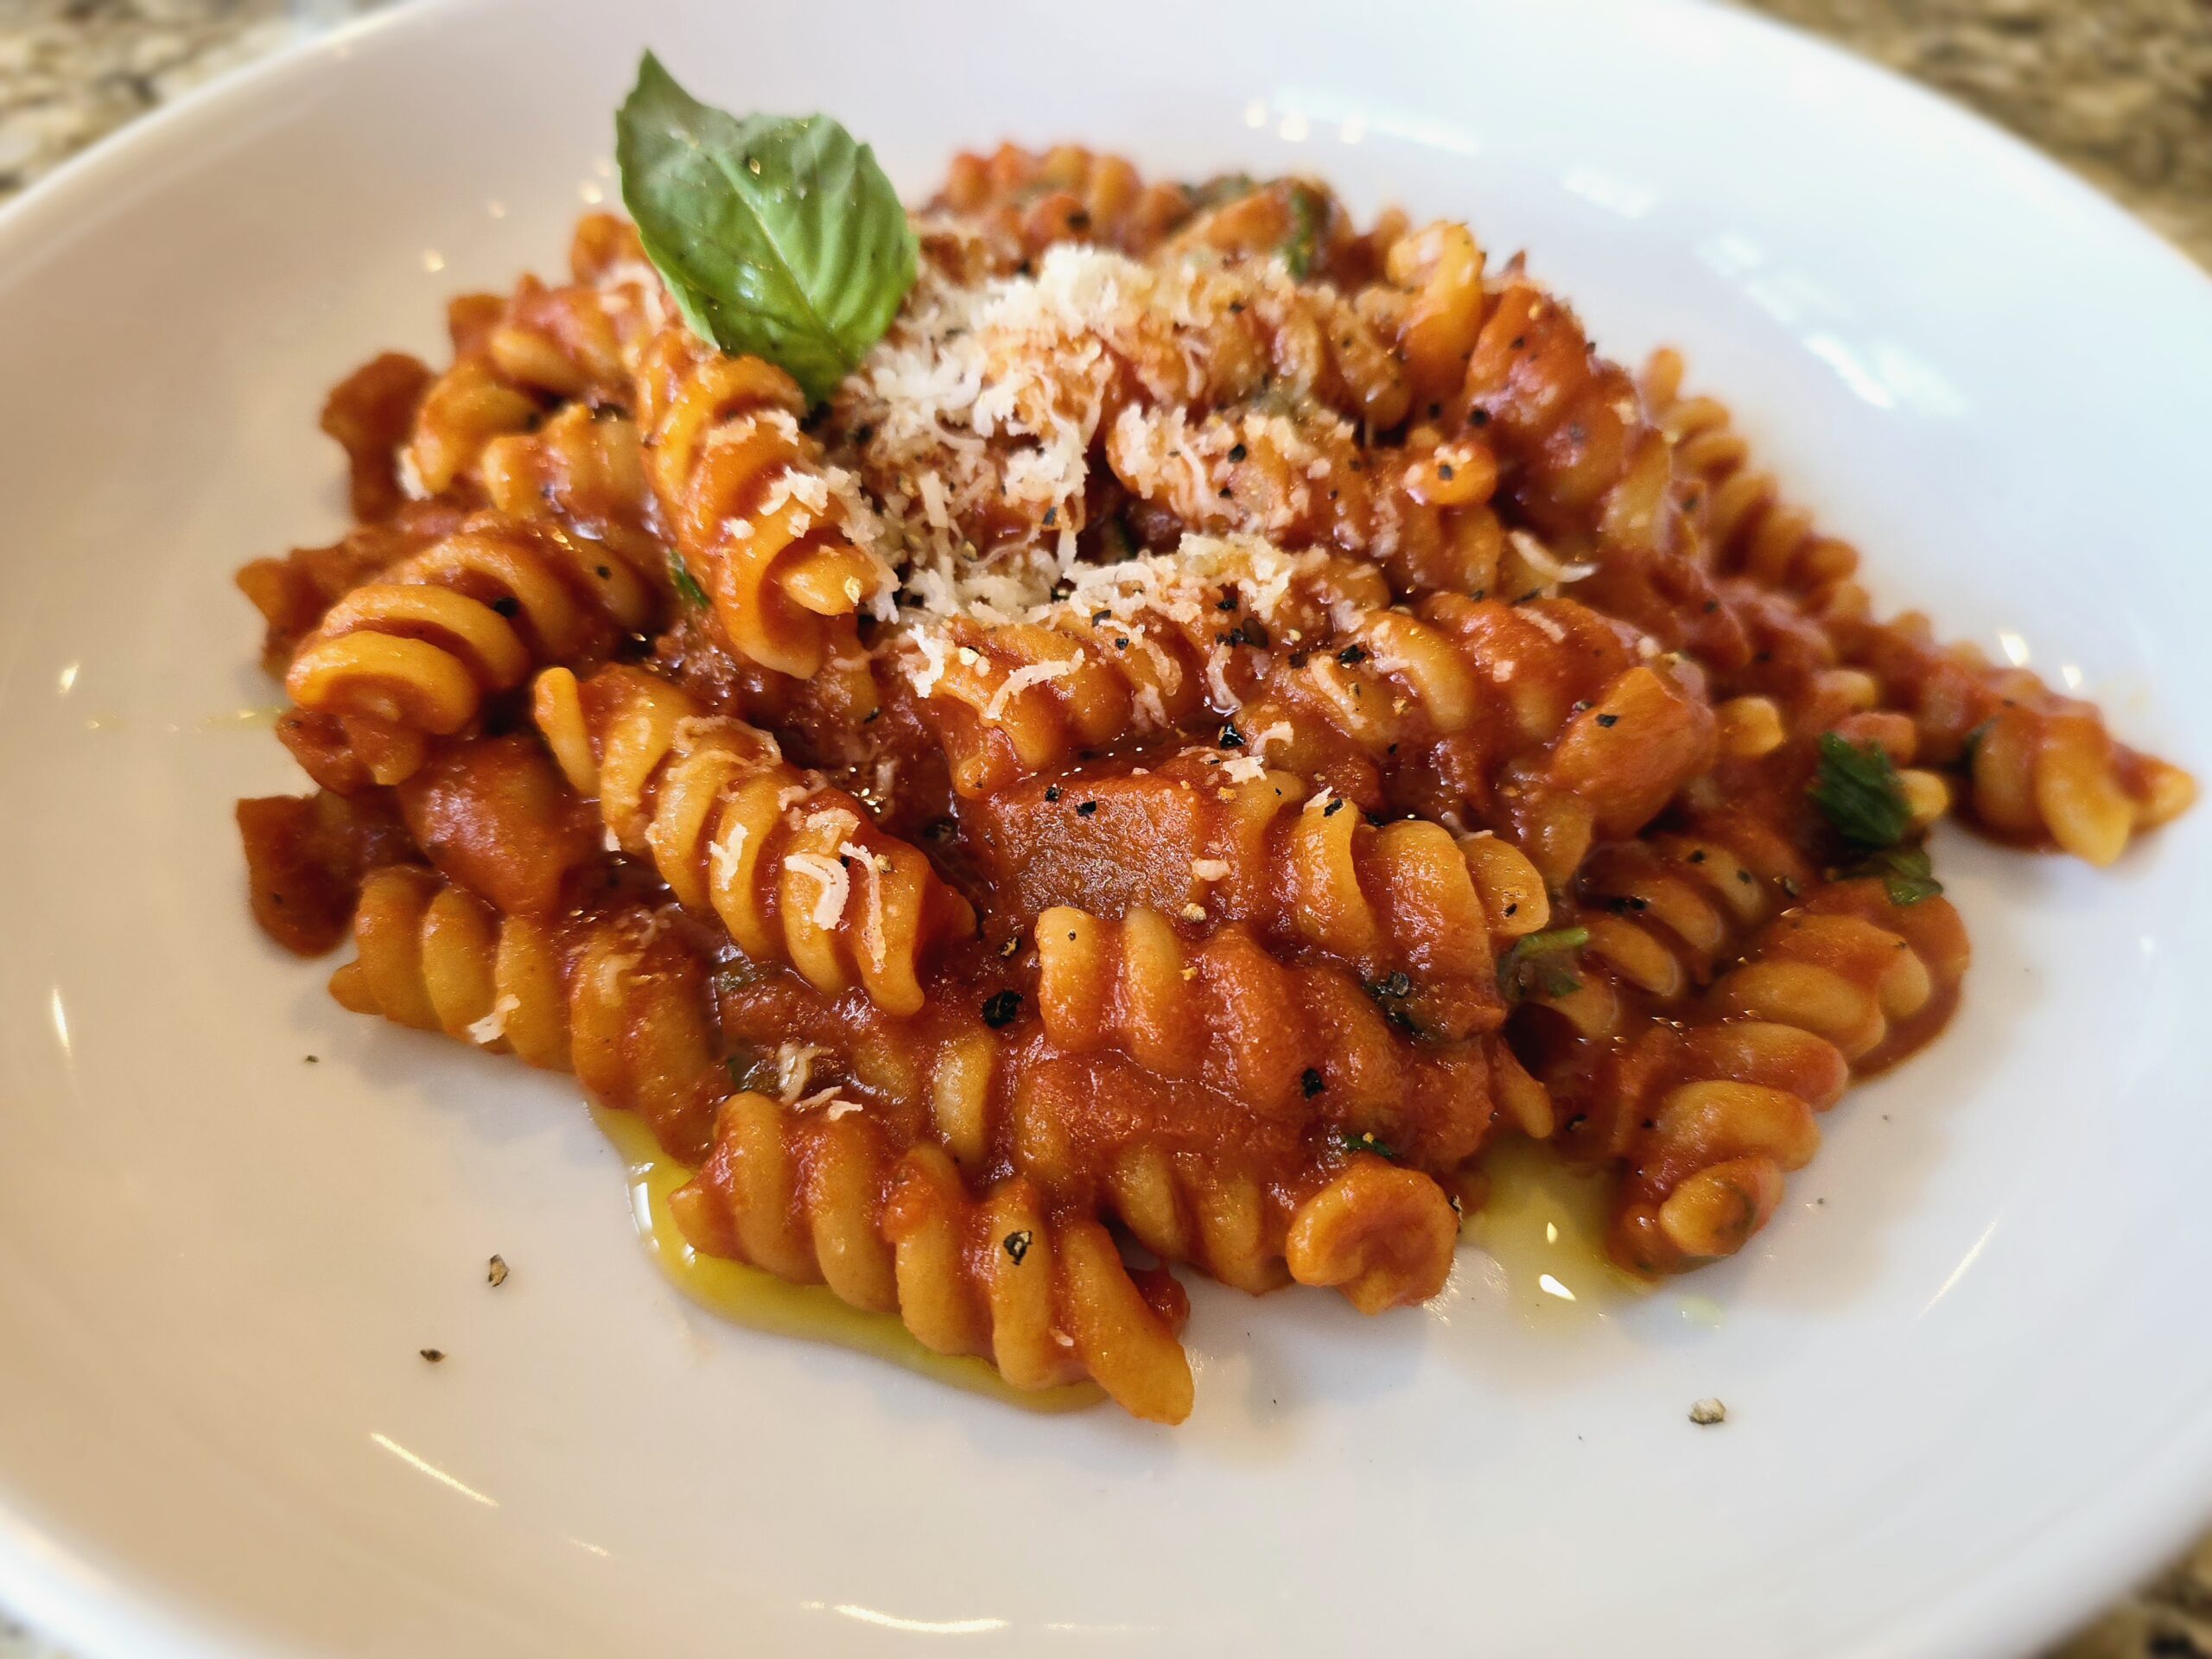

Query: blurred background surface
left=0, top=1, right=2207, bottom=1656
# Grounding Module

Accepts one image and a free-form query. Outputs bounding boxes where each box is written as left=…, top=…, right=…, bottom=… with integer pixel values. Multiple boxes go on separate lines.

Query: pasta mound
left=234, top=145, right=2194, bottom=1424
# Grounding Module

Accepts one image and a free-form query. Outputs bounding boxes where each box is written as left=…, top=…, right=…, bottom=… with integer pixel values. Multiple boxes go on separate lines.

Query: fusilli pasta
left=234, top=139, right=2193, bottom=1419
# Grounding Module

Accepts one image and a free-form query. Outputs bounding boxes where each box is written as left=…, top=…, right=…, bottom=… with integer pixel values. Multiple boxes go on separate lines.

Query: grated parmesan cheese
left=1509, top=530, right=1599, bottom=586
left=774, top=1042, right=824, bottom=1103
left=839, top=837, right=890, bottom=972
left=467, top=994, right=520, bottom=1046
left=786, top=852, right=850, bottom=929
left=1522, top=607, right=1568, bottom=645
left=982, top=657, right=1076, bottom=722
left=709, top=819, right=749, bottom=891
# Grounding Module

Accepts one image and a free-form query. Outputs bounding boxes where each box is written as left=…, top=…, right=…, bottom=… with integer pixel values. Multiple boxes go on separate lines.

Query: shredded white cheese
left=708, top=819, right=748, bottom=891
left=786, top=852, right=850, bottom=930
left=1509, top=529, right=1599, bottom=586
left=467, top=994, right=519, bottom=1046
left=982, top=658, right=1075, bottom=722
left=774, top=1042, right=824, bottom=1103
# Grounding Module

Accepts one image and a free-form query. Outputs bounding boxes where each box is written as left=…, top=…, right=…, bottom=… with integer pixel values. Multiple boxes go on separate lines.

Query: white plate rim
left=0, top=3, right=2206, bottom=1656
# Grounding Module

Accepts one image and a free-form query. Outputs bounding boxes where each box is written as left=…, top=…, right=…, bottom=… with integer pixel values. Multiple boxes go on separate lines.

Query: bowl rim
left=0, top=3, right=2205, bottom=1656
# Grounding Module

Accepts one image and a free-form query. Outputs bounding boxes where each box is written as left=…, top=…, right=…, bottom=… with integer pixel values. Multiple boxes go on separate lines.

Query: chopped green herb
left=1497, top=925, right=1590, bottom=1001
left=980, top=989, right=1023, bottom=1029
left=616, top=54, right=918, bottom=404
left=1364, top=970, right=1427, bottom=1037
left=1853, top=843, right=1945, bottom=906
left=1809, top=731, right=1912, bottom=849
left=1281, top=184, right=1326, bottom=279
left=669, top=549, right=710, bottom=610
left=1961, top=718, right=1993, bottom=772
left=1340, top=1130, right=1397, bottom=1160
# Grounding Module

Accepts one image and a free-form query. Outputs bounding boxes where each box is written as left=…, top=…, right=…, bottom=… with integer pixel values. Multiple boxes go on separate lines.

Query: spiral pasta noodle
left=898, top=539, right=1388, bottom=796
left=957, top=747, right=1553, bottom=1034
left=282, top=512, right=661, bottom=786
left=398, top=215, right=667, bottom=503
left=1529, top=820, right=1809, bottom=1041
left=1036, top=906, right=1487, bottom=1114
left=965, top=1052, right=1477, bottom=1311
left=477, top=403, right=659, bottom=571
left=933, top=143, right=1198, bottom=262
left=534, top=664, right=975, bottom=1014
left=1649, top=350, right=2196, bottom=863
left=329, top=866, right=723, bottom=1157
left=1368, top=255, right=1741, bottom=664
left=634, top=328, right=890, bottom=678
left=710, top=963, right=1503, bottom=1306
left=1643, top=347, right=1861, bottom=594
left=236, top=501, right=467, bottom=679
left=670, top=1089, right=1194, bottom=1421
left=1546, top=879, right=1968, bottom=1273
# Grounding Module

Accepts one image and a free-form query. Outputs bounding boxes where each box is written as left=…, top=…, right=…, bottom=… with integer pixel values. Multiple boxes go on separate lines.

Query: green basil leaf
left=1808, top=731, right=1912, bottom=849
left=615, top=53, right=918, bottom=405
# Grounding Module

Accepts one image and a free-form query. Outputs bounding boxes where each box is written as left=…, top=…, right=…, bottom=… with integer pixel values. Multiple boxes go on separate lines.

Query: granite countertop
left=2, top=3, right=2208, bottom=1656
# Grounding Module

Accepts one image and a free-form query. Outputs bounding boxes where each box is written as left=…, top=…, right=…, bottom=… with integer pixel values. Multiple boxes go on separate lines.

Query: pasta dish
left=231, top=59, right=2194, bottom=1423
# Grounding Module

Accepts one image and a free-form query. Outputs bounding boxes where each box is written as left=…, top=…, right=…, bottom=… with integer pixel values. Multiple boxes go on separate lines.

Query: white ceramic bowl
left=2, top=1, right=2209, bottom=1654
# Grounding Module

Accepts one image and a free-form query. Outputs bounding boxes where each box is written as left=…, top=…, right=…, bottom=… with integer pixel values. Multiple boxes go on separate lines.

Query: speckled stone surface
left=1, top=3, right=2207, bottom=1656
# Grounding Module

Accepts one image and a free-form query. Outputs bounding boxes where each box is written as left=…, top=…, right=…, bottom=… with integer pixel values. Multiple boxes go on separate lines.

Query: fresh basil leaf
left=1497, top=925, right=1590, bottom=1001
left=1808, top=731, right=1912, bottom=849
left=616, top=53, right=918, bottom=404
